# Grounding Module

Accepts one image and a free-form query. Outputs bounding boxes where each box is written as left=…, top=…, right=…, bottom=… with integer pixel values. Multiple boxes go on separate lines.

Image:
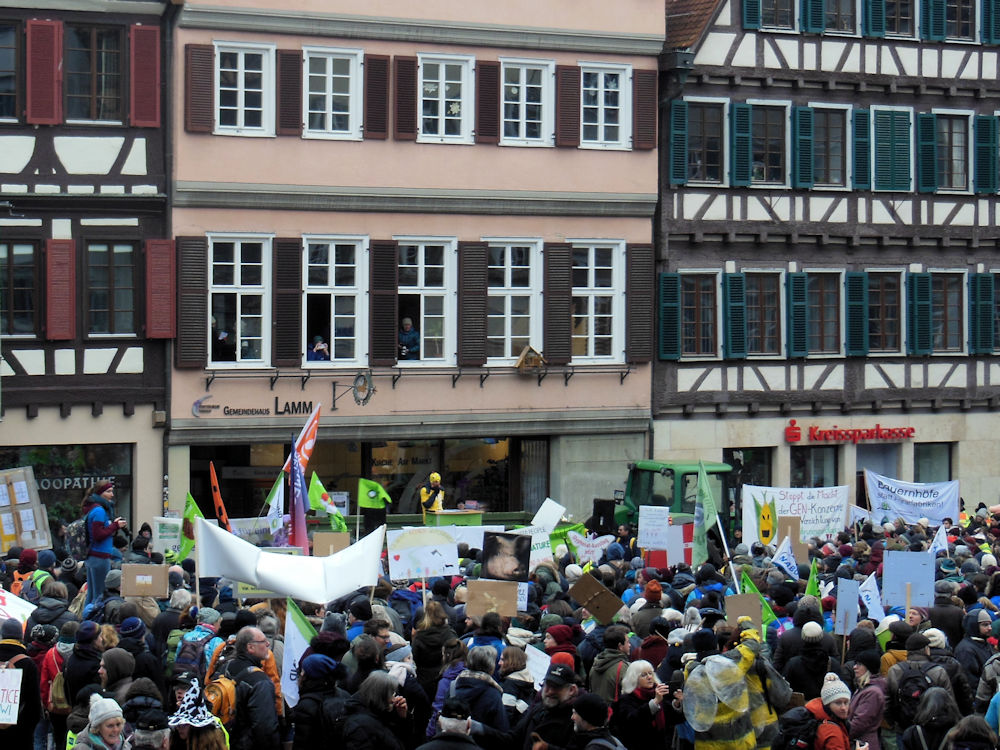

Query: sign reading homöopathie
left=741, top=484, right=849, bottom=547
left=864, top=470, right=959, bottom=526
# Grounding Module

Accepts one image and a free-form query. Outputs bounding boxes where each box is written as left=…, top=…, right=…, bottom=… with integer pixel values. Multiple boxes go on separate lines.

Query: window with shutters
left=302, top=47, right=362, bottom=140
left=826, top=0, right=859, bottom=30
left=214, top=42, right=275, bottom=136
left=935, top=113, right=970, bottom=192
left=947, top=0, right=975, bottom=37
left=397, top=238, right=455, bottom=363
left=0, top=23, right=16, bottom=120
left=580, top=63, right=631, bottom=149
left=681, top=274, right=718, bottom=357
left=688, top=100, right=725, bottom=183
left=746, top=273, right=781, bottom=355
left=499, top=59, right=554, bottom=147
left=0, top=241, right=36, bottom=336
left=485, top=240, right=541, bottom=361
left=868, top=271, right=902, bottom=352
left=807, top=272, right=840, bottom=354
left=814, top=108, right=848, bottom=187
left=209, top=235, right=271, bottom=365
left=872, top=108, right=912, bottom=192
left=750, top=104, right=787, bottom=185
left=65, top=26, right=122, bottom=121
left=571, top=242, right=624, bottom=361
left=87, top=242, right=136, bottom=335
left=994, top=272, right=1000, bottom=351
left=931, top=272, right=963, bottom=351
left=303, top=236, right=368, bottom=365
left=886, top=0, right=915, bottom=34
left=762, top=0, right=796, bottom=27
left=417, top=54, right=474, bottom=144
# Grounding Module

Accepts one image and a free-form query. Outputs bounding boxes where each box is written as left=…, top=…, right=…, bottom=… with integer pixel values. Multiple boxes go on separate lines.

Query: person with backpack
left=898, top=687, right=962, bottom=750
left=20, top=549, right=57, bottom=605
left=173, top=608, right=225, bottom=682
left=801, top=673, right=857, bottom=750
left=86, top=569, right=126, bottom=625
left=24, top=579, right=78, bottom=635
left=225, top=625, right=280, bottom=750
left=42, top=621, right=79, bottom=749
left=0, top=617, right=42, bottom=747
left=81, top=482, right=127, bottom=613
left=887, top=633, right=955, bottom=743
left=571, top=693, right=627, bottom=750
left=783, top=622, right=847, bottom=701
left=848, top=650, right=887, bottom=750
left=10, top=547, right=38, bottom=597
left=167, top=684, right=228, bottom=750
left=588, top=625, right=631, bottom=703
left=292, top=653, right=351, bottom=750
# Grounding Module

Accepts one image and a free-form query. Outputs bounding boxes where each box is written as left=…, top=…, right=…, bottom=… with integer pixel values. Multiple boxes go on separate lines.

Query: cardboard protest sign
left=312, top=532, right=351, bottom=557
left=387, top=528, right=460, bottom=580
left=777, top=517, right=809, bottom=562
left=531, top=498, right=566, bottom=533
left=566, top=531, right=614, bottom=564
left=741, top=484, right=849, bottom=547
left=637, top=505, right=670, bottom=550
left=466, top=580, right=519, bottom=618
left=0, top=665, right=22, bottom=725
left=881, top=550, right=934, bottom=607
left=725, top=593, right=762, bottom=633
left=834, top=578, right=860, bottom=635
left=569, top=573, right=624, bottom=626
left=0, top=466, right=50, bottom=553
left=120, top=564, right=169, bottom=598
left=481, top=532, right=531, bottom=582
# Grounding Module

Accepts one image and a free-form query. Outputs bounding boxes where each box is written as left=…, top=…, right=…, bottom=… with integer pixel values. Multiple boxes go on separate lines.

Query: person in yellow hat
left=420, top=471, right=445, bottom=522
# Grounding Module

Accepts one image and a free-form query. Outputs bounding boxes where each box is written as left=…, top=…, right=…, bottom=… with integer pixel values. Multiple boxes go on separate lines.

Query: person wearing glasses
left=225, top=626, right=280, bottom=750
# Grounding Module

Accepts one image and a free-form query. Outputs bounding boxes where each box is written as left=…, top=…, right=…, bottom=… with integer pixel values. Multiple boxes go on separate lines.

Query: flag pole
left=718, top=525, right=740, bottom=595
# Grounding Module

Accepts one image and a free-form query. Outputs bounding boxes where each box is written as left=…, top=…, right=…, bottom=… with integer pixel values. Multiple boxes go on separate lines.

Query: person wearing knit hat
left=81, top=480, right=126, bottom=615
left=571, top=692, right=618, bottom=747
left=783, top=621, right=833, bottom=701
left=85, top=694, right=126, bottom=747
left=631, top=580, right=665, bottom=638
left=0, top=617, right=22, bottom=641
left=801, top=673, right=853, bottom=750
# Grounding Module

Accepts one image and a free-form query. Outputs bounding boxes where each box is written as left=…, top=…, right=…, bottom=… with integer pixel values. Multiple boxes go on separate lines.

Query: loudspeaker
left=591, top=499, right=617, bottom=535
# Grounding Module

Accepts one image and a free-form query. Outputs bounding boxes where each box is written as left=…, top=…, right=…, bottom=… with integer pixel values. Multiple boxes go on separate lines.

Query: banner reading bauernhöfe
left=741, top=484, right=849, bottom=546
left=864, top=470, right=959, bottom=526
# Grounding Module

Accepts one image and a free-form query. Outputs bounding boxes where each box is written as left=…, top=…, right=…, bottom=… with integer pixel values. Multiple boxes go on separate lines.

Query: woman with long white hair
left=609, top=659, right=672, bottom=750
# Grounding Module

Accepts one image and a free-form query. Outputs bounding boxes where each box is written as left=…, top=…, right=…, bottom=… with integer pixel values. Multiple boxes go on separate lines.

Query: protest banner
left=312, top=532, right=351, bottom=557
left=0, top=665, right=21, bottom=725
left=0, top=466, right=50, bottom=553
left=741, top=484, right=849, bottom=546
left=151, top=516, right=182, bottom=557
left=859, top=574, right=886, bottom=622
left=525, top=647, right=551, bottom=689
left=0, top=587, right=35, bottom=625
left=281, top=599, right=316, bottom=708
left=120, top=564, right=169, bottom=598
left=387, top=528, right=460, bottom=580
left=566, top=531, right=614, bottom=564
left=229, top=517, right=277, bottom=546
left=531, top=498, right=566, bottom=532
left=550, top=523, right=587, bottom=557
left=849, top=505, right=872, bottom=526
left=864, top=470, right=960, bottom=526
left=481, top=532, right=531, bottom=582
left=466, top=580, right=519, bottom=618
left=569, top=574, right=624, bottom=625
left=637, top=506, right=670, bottom=550
left=835, top=579, right=860, bottom=635
left=881, top=550, right=934, bottom=608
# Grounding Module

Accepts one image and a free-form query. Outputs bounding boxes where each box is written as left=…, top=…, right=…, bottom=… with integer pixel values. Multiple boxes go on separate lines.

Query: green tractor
left=614, top=459, right=732, bottom=528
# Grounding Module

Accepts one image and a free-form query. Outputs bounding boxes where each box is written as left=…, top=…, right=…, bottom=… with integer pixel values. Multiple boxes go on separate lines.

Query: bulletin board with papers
left=0, top=467, right=51, bottom=553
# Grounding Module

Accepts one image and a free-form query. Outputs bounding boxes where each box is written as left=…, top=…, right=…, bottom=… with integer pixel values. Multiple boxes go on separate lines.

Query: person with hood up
left=119, top=677, right=164, bottom=733
left=899, top=687, right=962, bottom=750
left=848, top=650, right=886, bottom=750
left=451, top=645, right=509, bottom=732
left=65, top=621, right=105, bottom=705
left=782, top=622, right=845, bottom=701
left=25, top=578, right=78, bottom=635
left=116, top=617, right=164, bottom=697
left=588, top=625, right=631, bottom=703
left=342, top=670, right=409, bottom=750
left=81, top=481, right=127, bottom=612
left=924, top=627, right=974, bottom=714
left=292, top=653, right=350, bottom=750
left=684, top=564, right=736, bottom=607
left=73, top=694, right=130, bottom=750
left=99, top=647, right=136, bottom=705
left=956, top=608, right=996, bottom=692
left=498, top=646, right=535, bottom=725
left=0, top=618, right=41, bottom=746
left=842, top=627, right=879, bottom=692
left=772, top=598, right=839, bottom=673
left=805, top=674, right=856, bottom=750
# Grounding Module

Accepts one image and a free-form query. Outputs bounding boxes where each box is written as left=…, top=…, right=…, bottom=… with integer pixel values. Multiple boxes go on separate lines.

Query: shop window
left=914, top=442, right=952, bottom=482
left=790, top=445, right=837, bottom=487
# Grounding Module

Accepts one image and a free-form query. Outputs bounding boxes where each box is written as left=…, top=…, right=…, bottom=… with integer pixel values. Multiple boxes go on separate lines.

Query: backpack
left=893, top=661, right=935, bottom=727
left=388, top=589, right=423, bottom=634
left=20, top=571, right=51, bottom=606
left=294, top=692, right=349, bottom=746
left=586, top=739, right=627, bottom=750
left=66, top=516, right=91, bottom=561
left=0, top=654, right=28, bottom=728
left=164, top=628, right=187, bottom=678
left=207, top=663, right=263, bottom=731
left=9, top=570, right=31, bottom=597
left=86, top=595, right=124, bottom=625
left=173, top=631, right=215, bottom=682
left=48, top=653, right=72, bottom=716
left=771, top=705, right=825, bottom=750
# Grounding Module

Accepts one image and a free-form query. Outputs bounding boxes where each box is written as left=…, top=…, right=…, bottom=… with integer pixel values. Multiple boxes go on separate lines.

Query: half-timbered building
left=658, top=0, right=1000, bottom=504
left=0, top=1, right=171, bottom=524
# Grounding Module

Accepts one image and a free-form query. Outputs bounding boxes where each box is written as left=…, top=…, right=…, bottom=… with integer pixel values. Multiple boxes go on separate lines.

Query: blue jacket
left=83, top=495, right=116, bottom=558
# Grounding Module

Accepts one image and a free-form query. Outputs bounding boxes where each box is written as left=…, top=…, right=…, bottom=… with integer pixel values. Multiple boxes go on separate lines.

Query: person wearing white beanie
left=76, top=694, right=127, bottom=749
left=804, top=673, right=858, bottom=750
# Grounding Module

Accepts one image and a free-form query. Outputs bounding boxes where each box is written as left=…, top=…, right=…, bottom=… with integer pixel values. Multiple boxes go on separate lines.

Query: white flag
left=928, top=524, right=948, bottom=557
left=280, top=598, right=317, bottom=708
left=859, top=573, right=886, bottom=622
left=772, top=536, right=799, bottom=579
left=265, top=475, right=284, bottom=534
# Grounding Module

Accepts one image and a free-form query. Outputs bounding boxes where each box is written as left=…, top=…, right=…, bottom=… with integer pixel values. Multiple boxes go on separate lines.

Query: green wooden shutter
left=792, top=106, right=815, bottom=188
left=969, top=273, right=996, bottom=354
left=786, top=272, right=809, bottom=358
left=921, top=0, right=946, bottom=39
left=802, top=0, right=827, bottom=32
left=974, top=115, right=999, bottom=194
left=723, top=273, right=748, bottom=359
left=659, top=273, right=682, bottom=360
left=744, top=0, right=762, bottom=28
left=906, top=272, right=932, bottom=355
left=916, top=113, right=937, bottom=194
left=853, top=109, right=871, bottom=189
left=985, top=0, right=1000, bottom=42
left=865, top=0, right=887, bottom=35
left=844, top=272, right=870, bottom=356
left=730, top=103, right=753, bottom=187
left=874, top=110, right=911, bottom=191
left=669, top=100, right=689, bottom=185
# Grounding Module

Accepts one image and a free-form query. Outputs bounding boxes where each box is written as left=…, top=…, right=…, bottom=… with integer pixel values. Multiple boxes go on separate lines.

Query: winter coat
left=772, top=610, right=839, bottom=674
left=637, top=634, right=669, bottom=671
left=417, top=731, right=483, bottom=750
left=461, top=632, right=506, bottom=670
left=428, top=661, right=466, bottom=736
left=71, top=724, right=133, bottom=750
left=589, top=648, right=630, bottom=703
left=451, top=669, right=509, bottom=732
left=292, top=679, right=350, bottom=750
left=64, top=643, right=103, bottom=705
left=899, top=716, right=954, bottom=750
left=24, top=595, right=78, bottom=634
left=783, top=645, right=842, bottom=701
left=124, top=596, right=160, bottom=627
left=117, top=635, right=164, bottom=697
left=120, top=677, right=163, bottom=729
left=974, top=651, right=1000, bottom=712
left=886, top=654, right=954, bottom=727
left=150, top=607, right=182, bottom=661
left=341, top=695, right=407, bottom=750
left=632, top=604, right=664, bottom=638
left=475, top=695, right=577, bottom=750
left=413, top=624, right=458, bottom=699
left=955, top=617, right=995, bottom=692
left=880, top=647, right=908, bottom=676
left=82, top=495, right=117, bottom=559
left=500, top=668, right=535, bottom=724
left=929, top=599, right=966, bottom=653
left=848, top=675, right=886, bottom=750
left=746, top=653, right=791, bottom=750
left=805, top=698, right=851, bottom=750
left=610, top=690, right=670, bottom=750
left=40, top=641, right=71, bottom=709
left=226, top=652, right=280, bottom=750
left=927, top=646, right=974, bottom=714
left=0, top=639, right=41, bottom=747
left=684, top=640, right=759, bottom=750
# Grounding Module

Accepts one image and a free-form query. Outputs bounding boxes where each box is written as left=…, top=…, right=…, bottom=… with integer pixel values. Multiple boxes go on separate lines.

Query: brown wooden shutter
left=555, top=66, right=580, bottom=148
left=45, top=239, right=75, bottom=340
left=393, top=56, right=417, bottom=141
left=175, top=236, right=208, bottom=368
left=185, top=44, right=214, bottom=133
left=625, top=243, right=654, bottom=363
left=26, top=19, right=62, bottom=125
left=369, top=240, right=399, bottom=366
left=276, top=49, right=302, bottom=136
left=272, top=237, right=302, bottom=367
left=145, top=239, right=175, bottom=339
left=129, top=24, right=160, bottom=127
left=475, top=61, right=500, bottom=144
left=364, top=54, right=389, bottom=140
left=632, top=69, right=658, bottom=151
left=543, top=243, right=572, bottom=365
left=457, top=242, right=488, bottom=366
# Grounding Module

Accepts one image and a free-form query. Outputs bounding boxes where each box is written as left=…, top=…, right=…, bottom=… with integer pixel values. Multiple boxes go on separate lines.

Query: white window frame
left=931, top=108, right=974, bottom=195
left=740, top=268, right=786, bottom=359
left=802, top=268, right=844, bottom=357
left=301, top=47, right=364, bottom=141
left=393, top=235, right=458, bottom=366
left=416, top=54, right=475, bottom=144
left=684, top=96, right=730, bottom=187
left=566, top=239, right=626, bottom=364
left=678, top=269, right=722, bottom=361
left=578, top=62, right=632, bottom=150
left=497, top=58, right=554, bottom=147
left=302, top=234, right=369, bottom=367
left=807, top=102, right=853, bottom=190
left=207, top=232, right=273, bottom=368
left=214, top=41, right=276, bottom=137
left=870, top=105, right=915, bottom=193
left=481, top=237, right=543, bottom=363
left=864, top=267, right=905, bottom=357
left=927, top=268, right=968, bottom=354
left=746, top=99, right=792, bottom=189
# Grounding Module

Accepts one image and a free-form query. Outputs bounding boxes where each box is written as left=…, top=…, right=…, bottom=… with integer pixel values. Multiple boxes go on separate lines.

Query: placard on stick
left=777, top=517, right=809, bottom=561
left=834, top=578, right=860, bottom=635
left=466, top=580, right=519, bottom=618
left=637, top=505, right=670, bottom=550
left=725, top=593, right=763, bottom=633
left=0, top=665, right=22, bottom=724
left=882, top=550, right=934, bottom=607
left=313, top=532, right=351, bottom=557
left=569, top=573, right=624, bottom=626
left=120, top=564, right=169, bottom=598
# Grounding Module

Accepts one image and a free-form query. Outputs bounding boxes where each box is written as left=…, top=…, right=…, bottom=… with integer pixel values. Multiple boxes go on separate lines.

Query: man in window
left=398, top=317, right=420, bottom=360
left=307, top=335, right=330, bottom=361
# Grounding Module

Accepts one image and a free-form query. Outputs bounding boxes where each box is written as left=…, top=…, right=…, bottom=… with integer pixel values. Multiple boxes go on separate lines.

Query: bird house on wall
left=515, top=345, right=546, bottom=375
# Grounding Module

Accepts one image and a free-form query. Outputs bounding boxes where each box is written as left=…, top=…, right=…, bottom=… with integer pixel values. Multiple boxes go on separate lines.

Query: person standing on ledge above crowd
left=81, top=481, right=126, bottom=612
left=421, top=472, right=445, bottom=517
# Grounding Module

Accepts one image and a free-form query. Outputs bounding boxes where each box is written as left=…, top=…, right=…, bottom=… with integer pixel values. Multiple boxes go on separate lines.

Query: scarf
left=633, top=685, right=667, bottom=729
left=456, top=668, right=502, bottom=692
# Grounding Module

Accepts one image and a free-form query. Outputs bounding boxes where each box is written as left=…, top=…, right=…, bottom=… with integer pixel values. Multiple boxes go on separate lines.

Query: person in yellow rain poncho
left=736, top=619, right=792, bottom=750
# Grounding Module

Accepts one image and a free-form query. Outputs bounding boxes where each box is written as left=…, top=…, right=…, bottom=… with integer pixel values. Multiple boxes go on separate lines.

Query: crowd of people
left=6, top=486, right=1000, bottom=750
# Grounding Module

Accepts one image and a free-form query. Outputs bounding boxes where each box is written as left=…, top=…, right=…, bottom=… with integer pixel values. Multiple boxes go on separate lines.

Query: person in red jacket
left=805, top=673, right=866, bottom=750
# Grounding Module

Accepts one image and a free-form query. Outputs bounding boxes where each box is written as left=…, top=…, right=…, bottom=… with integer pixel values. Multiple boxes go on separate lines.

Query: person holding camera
left=307, top=335, right=331, bottom=361
left=399, top=317, right=420, bottom=360
left=81, top=481, right=127, bottom=611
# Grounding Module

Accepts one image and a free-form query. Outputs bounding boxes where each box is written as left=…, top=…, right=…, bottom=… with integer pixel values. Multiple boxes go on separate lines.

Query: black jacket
left=928, top=646, right=974, bottom=714
left=476, top=695, right=576, bottom=750
left=0, top=639, right=41, bottom=746
left=772, top=610, right=838, bottom=673
left=928, top=599, right=966, bottom=651
left=117, top=634, right=165, bottom=697
left=417, top=731, right=483, bottom=750
left=452, top=671, right=509, bottom=732
left=24, top=596, right=77, bottom=634
left=341, top=695, right=407, bottom=750
left=413, top=624, right=458, bottom=699
left=782, top=645, right=843, bottom=701
left=609, top=691, right=671, bottom=750
left=63, top=644, right=102, bottom=705
left=226, top=653, right=280, bottom=750
left=292, top=679, right=350, bottom=750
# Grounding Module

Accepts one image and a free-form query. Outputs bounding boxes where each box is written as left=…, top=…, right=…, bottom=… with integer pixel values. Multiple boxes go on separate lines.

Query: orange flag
left=209, top=461, right=232, bottom=532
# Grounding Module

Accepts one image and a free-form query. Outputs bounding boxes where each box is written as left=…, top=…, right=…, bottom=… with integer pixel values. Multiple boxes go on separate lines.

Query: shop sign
left=192, top=394, right=314, bottom=418
left=784, top=419, right=915, bottom=444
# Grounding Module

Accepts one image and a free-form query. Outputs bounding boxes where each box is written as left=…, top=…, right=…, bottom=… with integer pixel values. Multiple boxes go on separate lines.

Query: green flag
left=357, top=478, right=391, bottom=510
left=692, top=460, right=719, bottom=568
left=806, top=557, right=820, bottom=597
left=309, top=473, right=348, bottom=533
left=741, top=568, right=778, bottom=628
left=178, top=492, right=204, bottom=561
